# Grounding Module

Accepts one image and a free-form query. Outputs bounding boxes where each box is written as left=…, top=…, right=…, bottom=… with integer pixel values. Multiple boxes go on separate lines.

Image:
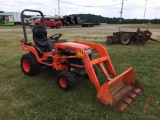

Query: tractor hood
left=59, top=42, right=90, bottom=50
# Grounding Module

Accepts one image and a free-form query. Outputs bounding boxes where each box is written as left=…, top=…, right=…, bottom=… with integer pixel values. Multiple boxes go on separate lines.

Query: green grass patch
left=0, top=25, right=23, bottom=29
left=122, top=24, right=160, bottom=30
left=0, top=27, right=160, bottom=120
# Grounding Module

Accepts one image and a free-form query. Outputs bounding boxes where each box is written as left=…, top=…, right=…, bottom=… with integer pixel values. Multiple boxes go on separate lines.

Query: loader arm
left=76, top=41, right=143, bottom=112
left=76, top=41, right=117, bottom=78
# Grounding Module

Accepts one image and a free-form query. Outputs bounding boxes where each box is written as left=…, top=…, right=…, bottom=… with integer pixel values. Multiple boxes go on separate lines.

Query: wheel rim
left=23, top=60, right=30, bottom=72
left=122, top=37, right=129, bottom=44
left=59, top=77, right=67, bottom=88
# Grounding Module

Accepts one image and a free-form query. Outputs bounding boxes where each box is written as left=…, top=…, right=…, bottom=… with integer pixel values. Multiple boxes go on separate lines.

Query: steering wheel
left=49, top=33, right=62, bottom=41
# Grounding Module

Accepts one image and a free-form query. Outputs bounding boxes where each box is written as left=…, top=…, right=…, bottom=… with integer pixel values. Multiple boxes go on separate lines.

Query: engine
left=59, top=48, right=92, bottom=76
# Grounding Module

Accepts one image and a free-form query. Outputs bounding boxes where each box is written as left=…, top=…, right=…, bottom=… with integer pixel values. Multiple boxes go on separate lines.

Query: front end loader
left=20, top=9, right=143, bottom=112
left=74, top=41, right=143, bottom=111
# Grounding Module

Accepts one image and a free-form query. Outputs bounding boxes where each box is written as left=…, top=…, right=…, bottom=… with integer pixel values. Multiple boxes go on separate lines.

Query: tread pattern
left=21, top=53, right=41, bottom=76
left=57, top=71, right=75, bottom=90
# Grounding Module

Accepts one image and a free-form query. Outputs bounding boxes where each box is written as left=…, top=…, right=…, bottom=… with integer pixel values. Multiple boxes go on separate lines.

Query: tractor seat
left=33, top=25, right=48, bottom=47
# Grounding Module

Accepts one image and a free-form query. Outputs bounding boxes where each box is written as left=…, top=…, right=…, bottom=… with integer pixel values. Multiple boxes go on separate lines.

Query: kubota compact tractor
left=20, top=9, right=143, bottom=111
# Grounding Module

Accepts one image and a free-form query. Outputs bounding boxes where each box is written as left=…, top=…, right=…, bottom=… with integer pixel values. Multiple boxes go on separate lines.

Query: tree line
left=67, top=14, right=160, bottom=24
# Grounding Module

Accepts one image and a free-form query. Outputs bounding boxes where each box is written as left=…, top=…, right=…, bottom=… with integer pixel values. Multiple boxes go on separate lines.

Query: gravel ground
left=0, top=24, right=159, bottom=41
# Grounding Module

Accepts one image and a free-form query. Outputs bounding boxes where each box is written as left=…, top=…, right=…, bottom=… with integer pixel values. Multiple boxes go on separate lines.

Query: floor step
left=41, top=57, right=53, bottom=64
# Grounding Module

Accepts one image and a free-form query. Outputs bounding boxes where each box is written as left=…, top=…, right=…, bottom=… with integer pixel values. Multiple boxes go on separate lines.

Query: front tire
left=106, top=37, right=113, bottom=45
left=57, top=71, right=75, bottom=90
left=56, top=24, right=60, bottom=29
left=20, top=53, right=41, bottom=76
left=85, top=66, right=98, bottom=78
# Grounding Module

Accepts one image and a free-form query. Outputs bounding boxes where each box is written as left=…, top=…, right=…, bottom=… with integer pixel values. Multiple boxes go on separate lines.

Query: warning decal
left=77, top=50, right=84, bottom=56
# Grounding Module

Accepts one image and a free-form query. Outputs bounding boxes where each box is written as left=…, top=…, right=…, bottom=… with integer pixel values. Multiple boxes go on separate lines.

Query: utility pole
left=119, top=0, right=125, bottom=22
left=58, top=0, right=60, bottom=16
left=143, top=0, right=148, bottom=23
left=55, top=9, right=56, bottom=16
left=119, top=0, right=124, bottom=22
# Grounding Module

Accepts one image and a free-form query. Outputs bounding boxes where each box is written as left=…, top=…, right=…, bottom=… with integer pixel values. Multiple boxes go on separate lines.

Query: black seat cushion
left=33, top=25, right=48, bottom=47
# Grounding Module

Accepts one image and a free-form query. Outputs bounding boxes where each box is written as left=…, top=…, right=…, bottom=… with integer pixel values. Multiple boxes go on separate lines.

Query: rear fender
left=22, top=44, right=41, bottom=62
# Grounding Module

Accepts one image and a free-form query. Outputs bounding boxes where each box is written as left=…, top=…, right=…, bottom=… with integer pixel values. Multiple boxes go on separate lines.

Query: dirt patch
left=0, top=24, right=160, bottom=41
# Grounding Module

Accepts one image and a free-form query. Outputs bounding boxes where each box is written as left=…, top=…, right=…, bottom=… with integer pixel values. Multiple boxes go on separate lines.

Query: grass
left=122, top=24, right=160, bottom=30
left=0, top=25, right=160, bottom=120
left=0, top=25, right=23, bottom=29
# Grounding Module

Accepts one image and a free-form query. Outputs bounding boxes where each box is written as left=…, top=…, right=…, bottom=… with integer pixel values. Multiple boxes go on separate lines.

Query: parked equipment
left=20, top=9, right=143, bottom=112
left=0, top=12, right=21, bottom=25
left=62, top=15, right=99, bottom=27
left=33, top=17, right=63, bottom=29
left=106, top=28, right=159, bottom=45
left=0, top=15, right=14, bottom=26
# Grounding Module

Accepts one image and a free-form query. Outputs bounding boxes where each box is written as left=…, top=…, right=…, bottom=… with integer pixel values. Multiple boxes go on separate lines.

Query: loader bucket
left=97, top=67, right=142, bottom=112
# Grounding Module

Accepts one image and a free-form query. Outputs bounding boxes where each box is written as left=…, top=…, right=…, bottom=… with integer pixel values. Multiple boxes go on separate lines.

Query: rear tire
left=120, top=34, right=131, bottom=45
left=20, top=53, right=41, bottom=76
left=57, top=71, right=75, bottom=90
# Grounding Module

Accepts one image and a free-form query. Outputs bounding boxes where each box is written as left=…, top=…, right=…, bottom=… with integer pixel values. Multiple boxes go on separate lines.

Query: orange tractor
left=20, top=9, right=143, bottom=111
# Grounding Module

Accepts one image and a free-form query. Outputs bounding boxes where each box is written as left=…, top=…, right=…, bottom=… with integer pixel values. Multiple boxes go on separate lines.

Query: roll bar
left=21, top=9, right=45, bottom=44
